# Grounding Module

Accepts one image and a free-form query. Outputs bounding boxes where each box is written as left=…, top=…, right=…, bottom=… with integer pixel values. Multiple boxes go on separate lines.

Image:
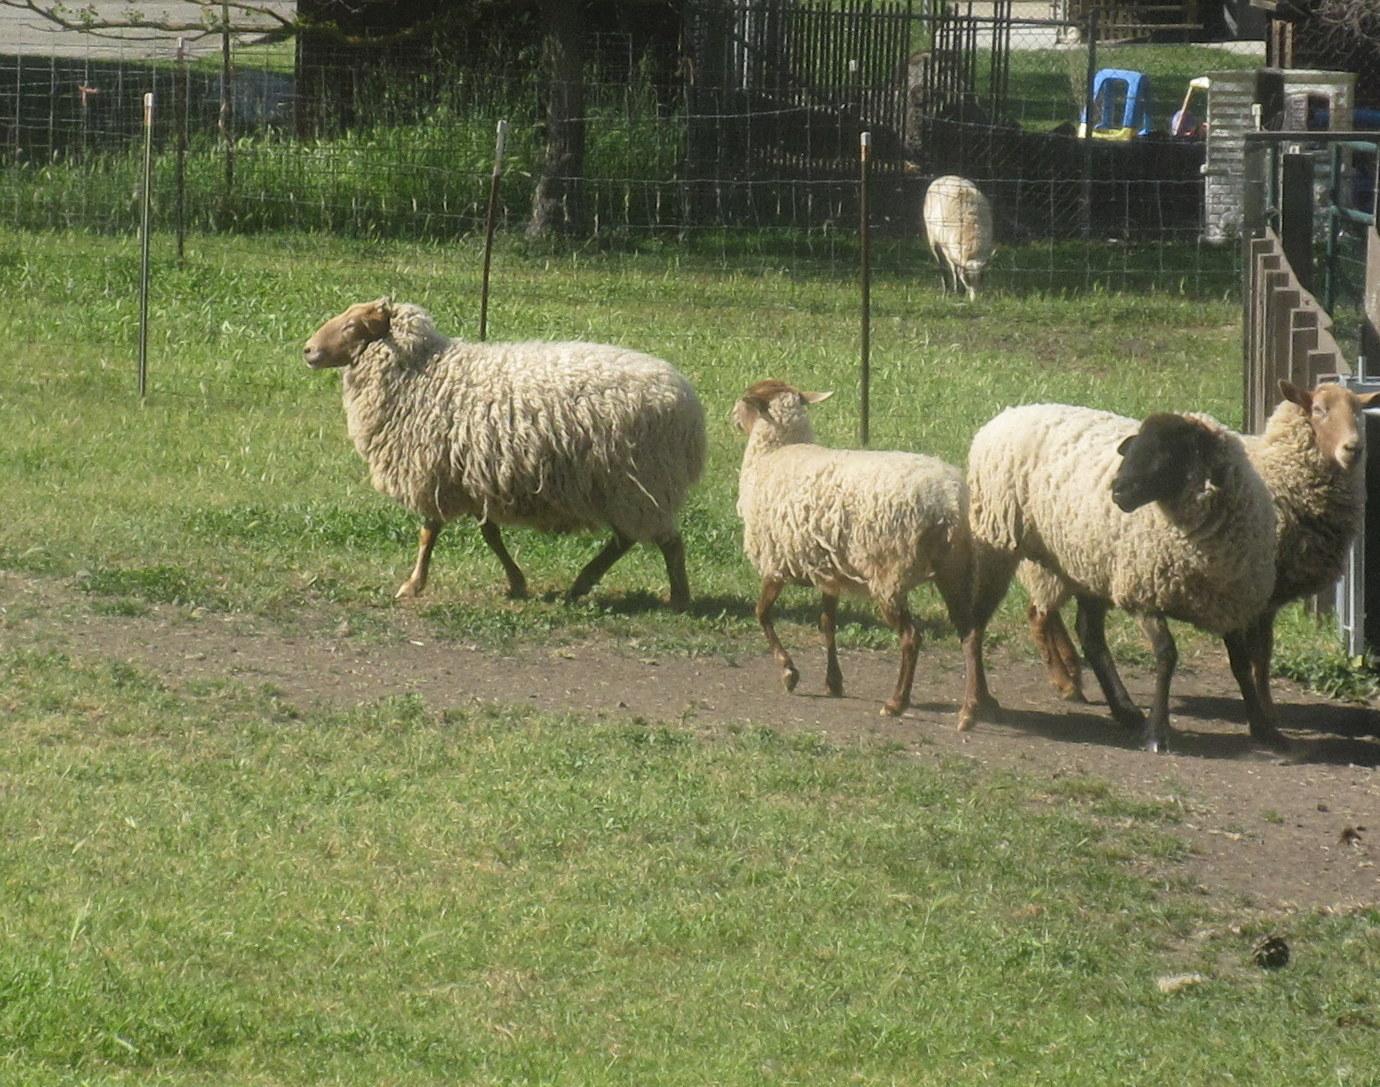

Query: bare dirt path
left=3, top=570, right=1378, bottom=914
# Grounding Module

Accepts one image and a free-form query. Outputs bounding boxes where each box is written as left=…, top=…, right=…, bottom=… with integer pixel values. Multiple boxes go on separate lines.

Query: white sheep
left=1023, top=381, right=1380, bottom=746
left=922, top=175, right=994, bottom=300
left=966, top=404, right=1277, bottom=751
left=733, top=380, right=991, bottom=721
left=303, top=298, right=707, bottom=609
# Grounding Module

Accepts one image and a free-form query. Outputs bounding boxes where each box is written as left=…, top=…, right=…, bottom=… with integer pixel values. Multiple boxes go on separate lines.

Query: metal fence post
left=859, top=130, right=871, bottom=450
left=138, top=92, right=154, bottom=400
left=479, top=119, right=509, bottom=342
left=1080, top=8, right=1097, bottom=242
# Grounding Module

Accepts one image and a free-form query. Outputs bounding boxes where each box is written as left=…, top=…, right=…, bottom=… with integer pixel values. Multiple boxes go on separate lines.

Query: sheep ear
left=359, top=299, right=392, bottom=340
left=1356, top=391, right=1380, bottom=409
left=1279, top=380, right=1311, bottom=410
left=802, top=390, right=833, bottom=405
left=1116, top=434, right=1136, bottom=457
left=745, top=395, right=773, bottom=420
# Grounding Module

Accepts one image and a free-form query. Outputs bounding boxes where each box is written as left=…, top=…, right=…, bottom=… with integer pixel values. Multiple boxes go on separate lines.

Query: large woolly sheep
left=966, top=404, right=1278, bottom=752
left=304, top=298, right=707, bottom=609
left=922, top=175, right=994, bottom=300
left=1025, top=380, right=1380, bottom=742
left=733, top=380, right=992, bottom=721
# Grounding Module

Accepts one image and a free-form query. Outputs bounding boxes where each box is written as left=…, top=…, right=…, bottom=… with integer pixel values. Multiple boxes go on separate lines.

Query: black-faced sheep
left=304, top=298, right=707, bottom=609
left=733, top=380, right=992, bottom=721
left=1027, top=380, right=1380, bottom=745
left=966, top=404, right=1277, bottom=752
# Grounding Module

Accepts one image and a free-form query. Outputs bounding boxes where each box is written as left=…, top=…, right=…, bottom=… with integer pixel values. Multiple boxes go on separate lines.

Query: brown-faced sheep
left=304, top=298, right=707, bottom=609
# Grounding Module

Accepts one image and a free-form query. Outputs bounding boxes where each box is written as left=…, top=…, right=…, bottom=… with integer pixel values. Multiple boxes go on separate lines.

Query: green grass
left=1001, top=42, right=1261, bottom=132
left=0, top=223, right=1367, bottom=688
left=3, top=647, right=1379, bottom=1085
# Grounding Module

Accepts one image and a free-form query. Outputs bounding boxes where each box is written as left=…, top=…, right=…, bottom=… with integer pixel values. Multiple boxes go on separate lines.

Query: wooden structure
left=1061, top=0, right=1199, bottom=41
left=1243, top=130, right=1380, bottom=650
left=1243, top=227, right=1350, bottom=432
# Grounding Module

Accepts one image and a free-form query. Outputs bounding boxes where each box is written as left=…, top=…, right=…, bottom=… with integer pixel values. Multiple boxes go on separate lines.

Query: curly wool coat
left=735, top=387, right=969, bottom=608
left=969, top=403, right=1276, bottom=635
left=339, top=303, right=706, bottom=545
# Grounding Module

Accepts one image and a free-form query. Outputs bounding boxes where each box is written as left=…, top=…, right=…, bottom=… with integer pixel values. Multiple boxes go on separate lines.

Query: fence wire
left=0, top=7, right=1271, bottom=291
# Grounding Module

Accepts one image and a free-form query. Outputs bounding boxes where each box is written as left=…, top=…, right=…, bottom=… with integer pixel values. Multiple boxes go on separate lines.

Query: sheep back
left=968, top=404, right=1275, bottom=634
left=739, top=444, right=968, bottom=602
left=922, top=175, right=994, bottom=273
left=342, top=304, right=706, bottom=542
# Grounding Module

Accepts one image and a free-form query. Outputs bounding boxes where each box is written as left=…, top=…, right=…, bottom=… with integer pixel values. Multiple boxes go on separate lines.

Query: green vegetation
left=0, top=224, right=1363, bottom=688
left=1002, top=42, right=1261, bottom=132
left=3, top=647, right=1379, bottom=1085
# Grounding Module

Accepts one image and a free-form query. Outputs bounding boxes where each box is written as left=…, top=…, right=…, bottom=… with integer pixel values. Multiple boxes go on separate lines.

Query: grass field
left=2, top=225, right=1378, bottom=1084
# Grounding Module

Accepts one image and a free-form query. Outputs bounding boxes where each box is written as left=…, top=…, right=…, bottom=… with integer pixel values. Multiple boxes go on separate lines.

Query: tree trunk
left=528, top=0, right=586, bottom=237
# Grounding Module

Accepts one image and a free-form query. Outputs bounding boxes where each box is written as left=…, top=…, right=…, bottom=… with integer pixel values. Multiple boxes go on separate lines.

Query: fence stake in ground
left=138, top=92, right=154, bottom=400
left=479, top=119, right=510, bottom=342
left=859, top=130, right=872, bottom=449
left=175, top=38, right=189, bottom=265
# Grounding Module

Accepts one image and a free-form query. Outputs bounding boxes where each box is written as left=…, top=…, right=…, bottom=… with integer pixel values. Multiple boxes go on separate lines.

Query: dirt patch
left=3, top=570, right=1378, bottom=914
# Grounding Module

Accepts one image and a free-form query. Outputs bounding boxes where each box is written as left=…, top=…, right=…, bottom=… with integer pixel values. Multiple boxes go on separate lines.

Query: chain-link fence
left=0, top=1, right=1273, bottom=290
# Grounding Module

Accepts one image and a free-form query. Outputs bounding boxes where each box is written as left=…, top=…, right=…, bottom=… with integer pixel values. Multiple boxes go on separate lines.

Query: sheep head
left=732, top=380, right=832, bottom=436
left=1112, top=413, right=1220, bottom=513
left=1279, top=380, right=1380, bottom=473
left=304, top=298, right=393, bottom=369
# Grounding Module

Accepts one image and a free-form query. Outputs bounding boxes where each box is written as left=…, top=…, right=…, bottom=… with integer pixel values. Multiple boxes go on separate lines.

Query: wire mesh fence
left=0, top=1, right=1278, bottom=291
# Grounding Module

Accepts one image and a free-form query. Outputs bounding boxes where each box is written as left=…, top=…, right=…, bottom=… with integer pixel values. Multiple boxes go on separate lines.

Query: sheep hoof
left=825, top=680, right=844, bottom=698
left=1055, top=684, right=1088, bottom=704
left=506, top=581, right=528, bottom=600
left=394, top=579, right=423, bottom=600
left=1250, top=725, right=1293, bottom=754
left=1112, top=706, right=1146, bottom=730
left=781, top=668, right=800, bottom=693
left=881, top=700, right=906, bottom=717
left=957, top=695, right=1002, bottom=731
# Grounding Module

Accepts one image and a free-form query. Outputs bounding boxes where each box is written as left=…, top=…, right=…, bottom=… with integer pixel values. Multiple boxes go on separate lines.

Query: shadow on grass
left=993, top=694, right=1380, bottom=767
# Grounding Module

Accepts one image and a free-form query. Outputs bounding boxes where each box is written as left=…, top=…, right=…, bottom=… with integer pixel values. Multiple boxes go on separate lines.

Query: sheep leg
left=1247, top=610, right=1287, bottom=746
left=930, top=243, right=950, bottom=294
left=1074, top=596, right=1146, bottom=731
left=657, top=532, right=692, bottom=612
left=1225, top=624, right=1290, bottom=751
left=396, top=518, right=443, bottom=599
left=880, top=599, right=920, bottom=717
left=820, top=592, right=844, bottom=697
left=756, top=578, right=799, bottom=693
left=566, top=533, right=633, bottom=602
left=478, top=519, right=527, bottom=599
left=956, top=544, right=1016, bottom=730
left=1138, top=614, right=1177, bottom=754
left=1028, top=604, right=1087, bottom=702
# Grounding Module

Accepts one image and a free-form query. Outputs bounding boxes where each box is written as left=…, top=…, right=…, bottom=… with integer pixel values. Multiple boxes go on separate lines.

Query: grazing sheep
left=922, top=175, right=994, bottom=300
left=733, top=380, right=992, bottom=721
left=1025, top=381, right=1380, bottom=742
left=304, top=298, right=707, bottom=609
left=966, top=404, right=1277, bottom=751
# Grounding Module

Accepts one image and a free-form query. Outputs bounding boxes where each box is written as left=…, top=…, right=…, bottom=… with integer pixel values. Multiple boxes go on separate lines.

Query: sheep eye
left=1312, top=405, right=1326, bottom=418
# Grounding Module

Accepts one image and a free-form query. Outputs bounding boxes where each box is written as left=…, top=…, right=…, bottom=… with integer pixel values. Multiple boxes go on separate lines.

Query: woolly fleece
left=969, top=403, right=1276, bottom=634
left=1243, top=397, right=1366, bottom=606
left=736, top=387, right=969, bottom=606
left=922, top=175, right=994, bottom=295
left=340, top=303, right=706, bottom=542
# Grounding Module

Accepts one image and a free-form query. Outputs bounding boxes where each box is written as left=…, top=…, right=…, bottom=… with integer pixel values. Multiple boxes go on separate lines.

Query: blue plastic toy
left=1080, top=69, right=1153, bottom=140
